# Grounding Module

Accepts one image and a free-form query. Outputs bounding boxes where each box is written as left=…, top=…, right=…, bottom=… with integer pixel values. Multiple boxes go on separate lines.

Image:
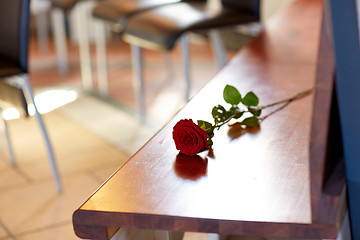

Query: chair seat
left=92, top=0, right=181, bottom=31
left=0, top=81, right=28, bottom=116
left=122, top=2, right=259, bottom=50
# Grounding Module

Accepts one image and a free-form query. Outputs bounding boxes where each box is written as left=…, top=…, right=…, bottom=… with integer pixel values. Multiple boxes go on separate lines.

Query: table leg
left=155, top=230, right=170, bottom=240
left=183, top=232, right=226, bottom=240
left=110, top=228, right=184, bottom=240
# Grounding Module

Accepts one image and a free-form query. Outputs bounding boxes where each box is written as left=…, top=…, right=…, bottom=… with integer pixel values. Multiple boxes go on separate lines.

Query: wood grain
left=73, top=0, right=346, bottom=239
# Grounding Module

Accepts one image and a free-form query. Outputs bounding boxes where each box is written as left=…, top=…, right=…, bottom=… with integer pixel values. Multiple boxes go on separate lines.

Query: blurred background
left=0, top=0, right=293, bottom=239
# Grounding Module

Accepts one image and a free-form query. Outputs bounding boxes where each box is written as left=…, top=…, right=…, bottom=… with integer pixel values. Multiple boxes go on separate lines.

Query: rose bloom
left=172, top=119, right=208, bottom=156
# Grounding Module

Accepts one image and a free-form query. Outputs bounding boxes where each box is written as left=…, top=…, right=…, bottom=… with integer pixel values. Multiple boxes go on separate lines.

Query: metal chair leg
left=180, top=34, right=191, bottom=101
left=14, top=75, right=63, bottom=193
left=163, top=52, right=174, bottom=83
left=94, top=19, right=109, bottom=99
left=74, top=1, right=94, bottom=92
left=35, top=9, right=49, bottom=53
left=208, top=29, right=227, bottom=70
left=51, top=8, right=69, bottom=75
left=131, top=44, right=146, bottom=121
left=0, top=108, right=16, bottom=166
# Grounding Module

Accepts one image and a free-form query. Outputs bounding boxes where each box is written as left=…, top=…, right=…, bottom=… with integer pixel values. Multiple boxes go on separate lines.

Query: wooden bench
left=72, top=0, right=350, bottom=239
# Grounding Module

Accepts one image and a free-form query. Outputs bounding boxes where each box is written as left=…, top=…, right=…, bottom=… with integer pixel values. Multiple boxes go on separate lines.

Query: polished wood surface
left=73, top=0, right=346, bottom=239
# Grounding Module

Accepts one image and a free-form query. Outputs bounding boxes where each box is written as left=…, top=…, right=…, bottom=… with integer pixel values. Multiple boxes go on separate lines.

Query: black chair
left=91, top=0, right=184, bottom=101
left=50, top=0, right=182, bottom=100
left=110, top=0, right=261, bottom=118
left=0, top=0, right=62, bottom=192
left=124, top=0, right=260, bottom=50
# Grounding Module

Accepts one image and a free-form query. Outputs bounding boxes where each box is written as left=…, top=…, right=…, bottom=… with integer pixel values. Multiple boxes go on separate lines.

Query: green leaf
left=223, top=85, right=241, bottom=105
left=197, top=120, right=214, bottom=137
left=197, top=120, right=212, bottom=130
left=242, top=92, right=259, bottom=107
left=249, top=107, right=262, bottom=117
left=233, top=110, right=244, bottom=119
left=212, top=105, right=228, bottom=123
left=241, top=116, right=259, bottom=128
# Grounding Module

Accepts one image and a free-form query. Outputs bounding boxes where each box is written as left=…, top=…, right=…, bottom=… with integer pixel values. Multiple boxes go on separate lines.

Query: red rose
left=172, top=119, right=208, bottom=156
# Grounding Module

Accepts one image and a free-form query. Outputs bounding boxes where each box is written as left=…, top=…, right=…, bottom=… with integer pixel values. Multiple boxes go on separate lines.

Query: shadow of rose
left=227, top=122, right=261, bottom=140
left=174, top=154, right=208, bottom=180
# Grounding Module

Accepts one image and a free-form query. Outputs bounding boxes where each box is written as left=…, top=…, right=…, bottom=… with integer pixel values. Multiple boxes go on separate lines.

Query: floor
left=0, top=19, right=249, bottom=239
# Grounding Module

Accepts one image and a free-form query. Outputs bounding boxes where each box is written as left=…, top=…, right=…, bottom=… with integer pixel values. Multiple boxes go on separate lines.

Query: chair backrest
left=0, top=0, right=30, bottom=73
left=222, top=0, right=261, bottom=18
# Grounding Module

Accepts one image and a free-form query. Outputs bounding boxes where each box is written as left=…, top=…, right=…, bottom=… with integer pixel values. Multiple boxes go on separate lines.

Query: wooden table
left=73, top=0, right=348, bottom=239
